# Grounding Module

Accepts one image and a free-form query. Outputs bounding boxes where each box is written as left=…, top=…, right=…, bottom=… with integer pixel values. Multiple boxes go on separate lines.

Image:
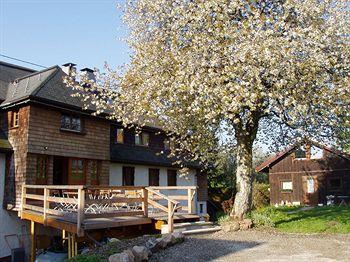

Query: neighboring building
left=0, top=61, right=208, bottom=259
left=256, top=140, right=350, bottom=206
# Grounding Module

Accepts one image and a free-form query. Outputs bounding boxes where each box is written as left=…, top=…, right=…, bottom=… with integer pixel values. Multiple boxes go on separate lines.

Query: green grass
left=250, top=205, right=350, bottom=233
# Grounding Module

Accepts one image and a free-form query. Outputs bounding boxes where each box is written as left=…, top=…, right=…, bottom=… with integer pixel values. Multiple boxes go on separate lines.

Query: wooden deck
left=19, top=185, right=199, bottom=235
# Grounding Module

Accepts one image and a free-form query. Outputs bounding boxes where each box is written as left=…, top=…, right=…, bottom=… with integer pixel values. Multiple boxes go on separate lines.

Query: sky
left=0, top=0, right=129, bottom=71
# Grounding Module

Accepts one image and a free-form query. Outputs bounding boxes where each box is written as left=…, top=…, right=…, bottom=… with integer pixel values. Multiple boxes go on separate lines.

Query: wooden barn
left=256, top=141, right=350, bottom=206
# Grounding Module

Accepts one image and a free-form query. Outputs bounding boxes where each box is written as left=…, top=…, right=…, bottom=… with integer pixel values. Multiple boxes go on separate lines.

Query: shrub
left=252, top=182, right=270, bottom=209
left=249, top=206, right=282, bottom=227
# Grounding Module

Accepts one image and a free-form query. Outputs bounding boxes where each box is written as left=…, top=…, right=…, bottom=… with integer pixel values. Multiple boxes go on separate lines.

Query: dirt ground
left=150, top=230, right=350, bottom=262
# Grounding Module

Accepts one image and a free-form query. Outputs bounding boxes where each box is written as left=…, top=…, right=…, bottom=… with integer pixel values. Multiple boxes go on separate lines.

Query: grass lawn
left=250, top=205, right=350, bottom=233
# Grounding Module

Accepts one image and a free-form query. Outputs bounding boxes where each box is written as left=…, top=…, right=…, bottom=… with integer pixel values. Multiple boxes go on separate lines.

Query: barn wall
left=269, top=151, right=350, bottom=205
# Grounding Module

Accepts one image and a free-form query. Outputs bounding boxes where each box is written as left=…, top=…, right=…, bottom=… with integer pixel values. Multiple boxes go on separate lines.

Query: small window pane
left=167, top=170, right=177, bottom=186
left=149, top=169, right=159, bottom=186
left=142, top=133, right=149, bottom=146
left=307, top=178, right=315, bottom=193
left=295, top=148, right=306, bottom=159
left=116, top=128, right=124, bottom=143
left=282, top=181, right=293, bottom=190
left=135, top=134, right=141, bottom=145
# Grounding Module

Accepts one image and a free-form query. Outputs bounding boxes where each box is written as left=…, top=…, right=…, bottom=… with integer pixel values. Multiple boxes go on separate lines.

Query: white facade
left=0, top=153, right=30, bottom=259
left=109, top=163, right=200, bottom=213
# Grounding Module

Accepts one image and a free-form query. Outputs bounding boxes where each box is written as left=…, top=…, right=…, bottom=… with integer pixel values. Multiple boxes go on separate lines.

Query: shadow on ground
left=150, top=237, right=262, bottom=262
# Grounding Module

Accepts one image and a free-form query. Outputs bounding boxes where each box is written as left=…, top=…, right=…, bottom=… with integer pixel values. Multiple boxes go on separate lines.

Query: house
left=0, top=61, right=208, bottom=260
left=256, top=140, right=350, bottom=206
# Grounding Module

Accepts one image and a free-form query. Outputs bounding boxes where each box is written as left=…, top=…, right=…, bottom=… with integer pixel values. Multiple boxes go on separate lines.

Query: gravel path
left=150, top=230, right=350, bottom=262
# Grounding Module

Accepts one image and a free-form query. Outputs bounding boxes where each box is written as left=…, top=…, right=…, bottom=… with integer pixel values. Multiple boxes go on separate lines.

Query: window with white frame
left=281, top=180, right=293, bottom=191
left=307, top=177, right=315, bottom=193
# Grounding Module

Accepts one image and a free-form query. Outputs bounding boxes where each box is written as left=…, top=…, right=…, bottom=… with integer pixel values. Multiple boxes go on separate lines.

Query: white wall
left=0, top=153, right=30, bottom=259
left=109, top=163, right=198, bottom=212
left=109, top=163, right=197, bottom=187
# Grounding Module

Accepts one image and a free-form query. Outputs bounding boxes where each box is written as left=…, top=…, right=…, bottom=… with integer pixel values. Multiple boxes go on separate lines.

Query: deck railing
left=20, top=185, right=198, bottom=236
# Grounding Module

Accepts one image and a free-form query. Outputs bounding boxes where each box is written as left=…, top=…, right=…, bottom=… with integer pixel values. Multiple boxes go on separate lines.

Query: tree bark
left=230, top=137, right=254, bottom=220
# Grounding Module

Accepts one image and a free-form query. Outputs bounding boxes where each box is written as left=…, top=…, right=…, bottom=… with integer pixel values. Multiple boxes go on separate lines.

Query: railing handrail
left=23, top=185, right=84, bottom=190
left=146, top=188, right=180, bottom=206
left=147, top=186, right=198, bottom=190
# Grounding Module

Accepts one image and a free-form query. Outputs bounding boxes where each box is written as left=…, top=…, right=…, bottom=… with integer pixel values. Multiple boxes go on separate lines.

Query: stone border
left=108, top=232, right=185, bottom=262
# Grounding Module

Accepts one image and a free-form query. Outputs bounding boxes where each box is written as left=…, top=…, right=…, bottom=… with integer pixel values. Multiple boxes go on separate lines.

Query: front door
left=68, top=158, right=86, bottom=185
left=36, top=155, right=49, bottom=185
left=302, top=175, right=319, bottom=205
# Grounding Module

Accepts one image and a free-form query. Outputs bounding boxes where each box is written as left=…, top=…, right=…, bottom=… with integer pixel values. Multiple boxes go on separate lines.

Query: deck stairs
left=161, top=221, right=221, bottom=235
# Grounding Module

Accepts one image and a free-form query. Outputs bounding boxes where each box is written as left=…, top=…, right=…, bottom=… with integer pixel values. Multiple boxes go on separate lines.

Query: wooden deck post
left=20, top=185, right=26, bottom=218
left=77, top=188, right=85, bottom=237
left=43, top=188, right=49, bottom=226
left=167, top=200, right=174, bottom=233
left=30, top=221, right=36, bottom=262
left=141, top=188, right=148, bottom=217
left=187, top=188, right=193, bottom=214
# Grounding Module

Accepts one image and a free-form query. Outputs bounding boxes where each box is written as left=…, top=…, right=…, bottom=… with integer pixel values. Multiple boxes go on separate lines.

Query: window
left=10, top=110, right=19, bottom=128
left=71, top=159, right=85, bottom=181
left=61, top=114, right=82, bottom=132
left=167, top=169, right=177, bottom=186
left=149, top=168, right=160, bottom=186
left=135, top=132, right=150, bottom=146
left=328, top=177, right=342, bottom=190
left=115, top=128, right=124, bottom=144
left=90, top=160, right=99, bottom=185
left=122, top=166, right=135, bottom=186
left=281, top=180, right=293, bottom=191
left=295, top=148, right=306, bottom=159
left=307, top=177, right=315, bottom=193
left=36, top=156, right=48, bottom=183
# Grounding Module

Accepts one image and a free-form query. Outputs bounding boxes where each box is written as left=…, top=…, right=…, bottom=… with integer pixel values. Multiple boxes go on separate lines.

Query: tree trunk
left=230, top=136, right=254, bottom=220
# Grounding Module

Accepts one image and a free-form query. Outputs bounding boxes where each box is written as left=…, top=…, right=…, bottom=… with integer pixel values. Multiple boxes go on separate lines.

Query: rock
left=171, top=232, right=185, bottom=244
left=161, top=233, right=176, bottom=247
left=109, top=250, right=135, bottom=262
left=145, top=239, right=159, bottom=253
left=80, top=247, right=90, bottom=255
left=240, top=219, right=253, bottom=230
left=132, top=245, right=149, bottom=262
left=222, top=221, right=240, bottom=232
left=155, top=237, right=168, bottom=249
left=109, top=238, right=121, bottom=243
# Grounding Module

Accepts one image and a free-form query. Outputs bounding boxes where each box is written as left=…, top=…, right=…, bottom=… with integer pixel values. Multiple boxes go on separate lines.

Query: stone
left=155, top=237, right=168, bottom=249
left=145, top=239, right=159, bottom=253
left=109, top=250, right=135, bottom=262
left=171, top=232, right=185, bottom=244
left=240, top=219, right=253, bottom=230
left=80, top=247, right=90, bottom=255
left=162, top=234, right=175, bottom=248
left=132, top=245, right=149, bottom=262
left=222, top=221, right=240, bottom=232
left=109, top=238, right=121, bottom=243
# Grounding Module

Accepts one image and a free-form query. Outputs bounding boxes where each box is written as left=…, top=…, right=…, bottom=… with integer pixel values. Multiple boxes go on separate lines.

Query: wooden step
left=182, top=226, right=222, bottom=235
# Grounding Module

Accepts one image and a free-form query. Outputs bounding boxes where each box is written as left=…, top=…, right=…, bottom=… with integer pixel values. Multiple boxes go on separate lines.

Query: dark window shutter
left=149, top=168, right=160, bottom=186
left=167, top=169, right=177, bottom=186
left=123, top=166, right=135, bottom=186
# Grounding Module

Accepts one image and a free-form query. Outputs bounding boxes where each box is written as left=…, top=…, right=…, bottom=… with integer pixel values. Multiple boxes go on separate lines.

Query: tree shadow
left=151, top=237, right=262, bottom=261
left=274, top=206, right=350, bottom=226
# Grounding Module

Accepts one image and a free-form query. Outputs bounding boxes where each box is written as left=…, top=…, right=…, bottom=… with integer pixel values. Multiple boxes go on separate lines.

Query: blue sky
left=0, top=0, right=129, bottom=70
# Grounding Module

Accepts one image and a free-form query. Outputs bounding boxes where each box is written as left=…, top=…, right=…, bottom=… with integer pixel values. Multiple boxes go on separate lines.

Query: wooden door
left=68, top=158, right=86, bottom=185
left=302, top=175, right=319, bottom=205
left=36, top=156, right=48, bottom=185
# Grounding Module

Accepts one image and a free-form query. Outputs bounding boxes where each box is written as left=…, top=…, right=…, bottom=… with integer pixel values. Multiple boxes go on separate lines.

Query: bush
left=69, top=254, right=104, bottom=262
left=252, top=182, right=270, bottom=209
left=250, top=207, right=276, bottom=227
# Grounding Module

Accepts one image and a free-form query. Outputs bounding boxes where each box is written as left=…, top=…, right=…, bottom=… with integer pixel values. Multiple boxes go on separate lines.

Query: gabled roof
left=0, top=61, right=36, bottom=101
left=256, top=140, right=350, bottom=173
left=0, top=62, right=84, bottom=110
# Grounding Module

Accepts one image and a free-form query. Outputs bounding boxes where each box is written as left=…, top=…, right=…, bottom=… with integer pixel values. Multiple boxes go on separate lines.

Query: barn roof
left=256, top=140, right=350, bottom=173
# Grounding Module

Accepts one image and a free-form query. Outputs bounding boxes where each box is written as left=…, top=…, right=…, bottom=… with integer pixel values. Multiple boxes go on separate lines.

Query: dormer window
left=135, top=132, right=149, bottom=146
left=295, top=147, right=306, bottom=159
left=115, top=128, right=124, bottom=144
left=61, top=114, right=82, bottom=132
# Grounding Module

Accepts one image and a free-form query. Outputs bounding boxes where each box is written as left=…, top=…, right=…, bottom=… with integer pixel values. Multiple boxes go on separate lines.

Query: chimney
left=80, top=67, right=95, bottom=82
left=62, top=63, right=77, bottom=76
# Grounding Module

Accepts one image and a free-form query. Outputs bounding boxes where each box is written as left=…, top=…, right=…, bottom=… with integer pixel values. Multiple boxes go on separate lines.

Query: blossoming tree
left=67, top=0, right=350, bottom=219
